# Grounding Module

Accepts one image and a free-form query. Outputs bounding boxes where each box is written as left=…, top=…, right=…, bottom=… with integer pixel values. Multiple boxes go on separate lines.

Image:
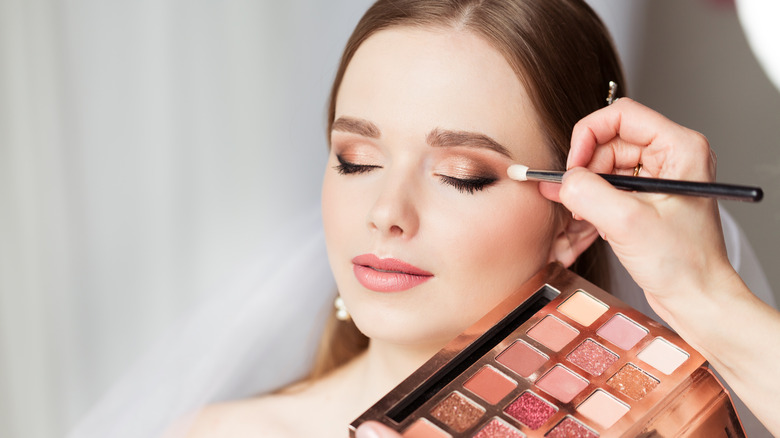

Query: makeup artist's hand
left=355, top=421, right=402, bottom=438
left=540, top=98, right=780, bottom=435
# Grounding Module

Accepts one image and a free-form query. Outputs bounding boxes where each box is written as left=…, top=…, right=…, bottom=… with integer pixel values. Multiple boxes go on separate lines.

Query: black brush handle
left=599, top=174, right=763, bottom=202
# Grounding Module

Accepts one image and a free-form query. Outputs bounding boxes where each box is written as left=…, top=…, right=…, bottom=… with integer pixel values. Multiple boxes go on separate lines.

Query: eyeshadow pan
left=577, top=390, right=630, bottom=429
left=607, top=363, right=659, bottom=401
left=464, top=365, right=517, bottom=405
left=496, top=340, right=549, bottom=378
left=504, top=391, right=557, bottom=430
left=473, top=417, right=525, bottom=438
left=527, top=315, right=579, bottom=352
left=557, top=290, right=608, bottom=326
left=566, top=339, right=618, bottom=376
left=546, top=416, right=599, bottom=438
left=430, top=392, right=485, bottom=433
left=402, top=418, right=452, bottom=438
left=596, top=314, right=648, bottom=351
left=536, top=365, right=589, bottom=403
left=637, top=337, right=689, bottom=375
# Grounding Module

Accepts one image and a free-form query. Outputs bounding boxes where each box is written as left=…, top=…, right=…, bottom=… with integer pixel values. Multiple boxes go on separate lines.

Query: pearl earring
left=334, top=296, right=350, bottom=321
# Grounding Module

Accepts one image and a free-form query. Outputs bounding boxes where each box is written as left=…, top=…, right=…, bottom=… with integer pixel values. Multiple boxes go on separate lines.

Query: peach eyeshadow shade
left=526, top=315, right=578, bottom=352
left=495, top=340, right=548, bottom=378
left=402, top=418, right=451, bottom=438
left=557, top=290, right=608, bottom=326
left=463, top=366, right=517, bottom=405
left=546, top=417, right=599, bottom=438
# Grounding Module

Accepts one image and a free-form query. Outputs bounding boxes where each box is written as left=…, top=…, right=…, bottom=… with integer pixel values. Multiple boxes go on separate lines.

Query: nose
left=367, top=175, right=420, bottom=239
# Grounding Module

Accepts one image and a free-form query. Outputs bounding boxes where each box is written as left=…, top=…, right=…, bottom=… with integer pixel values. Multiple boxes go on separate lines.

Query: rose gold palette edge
left=349, top=263, right=745, bottom=437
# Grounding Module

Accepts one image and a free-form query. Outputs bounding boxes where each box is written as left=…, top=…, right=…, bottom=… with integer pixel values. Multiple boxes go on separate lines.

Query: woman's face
left=323, top=27, right=562, bottom=348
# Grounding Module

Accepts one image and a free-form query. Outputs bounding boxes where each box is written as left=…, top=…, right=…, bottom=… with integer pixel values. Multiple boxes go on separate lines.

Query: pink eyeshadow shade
left=496, top=340, right=548, bottom=377
left=596, top=314, right=647, bottom=351
left=567, top=339, right=619, bottom=376
left=527, top=315, right=579, bottom=352
left=402, top=418, right=452, bottom=438
left=464, top=366, right=517, bottom=405
left=546, top=417, right=599, bottom=438
left=577, top=390, right=630, bottom=429
left=504, top=391, right=557, bottom=430
left=472, top=417, right=524, bottom=438
left=536, top=365, right=589, bottom=403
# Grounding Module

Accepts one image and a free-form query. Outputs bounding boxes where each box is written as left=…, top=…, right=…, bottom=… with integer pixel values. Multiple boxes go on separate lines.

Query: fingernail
left=356, top=423, right=381, bottom=438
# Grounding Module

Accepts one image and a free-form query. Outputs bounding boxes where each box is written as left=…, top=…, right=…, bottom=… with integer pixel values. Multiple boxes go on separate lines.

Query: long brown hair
left=310, top=0, right=625, bottom=380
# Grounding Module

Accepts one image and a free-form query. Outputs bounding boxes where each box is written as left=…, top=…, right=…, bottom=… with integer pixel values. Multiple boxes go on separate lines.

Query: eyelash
left=334, top=155, right=497, bottom=194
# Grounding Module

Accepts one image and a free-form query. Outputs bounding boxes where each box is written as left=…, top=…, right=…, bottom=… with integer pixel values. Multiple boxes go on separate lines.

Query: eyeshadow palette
left=350, top=263, right=745, bottom=437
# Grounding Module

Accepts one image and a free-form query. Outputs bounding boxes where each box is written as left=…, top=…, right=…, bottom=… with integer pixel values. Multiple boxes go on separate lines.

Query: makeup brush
left=507, top=164, right=763, bottom=202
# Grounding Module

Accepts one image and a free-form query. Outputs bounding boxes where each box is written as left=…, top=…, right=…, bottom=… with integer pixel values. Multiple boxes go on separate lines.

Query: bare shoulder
left=180, top=389, right=311, bottom=438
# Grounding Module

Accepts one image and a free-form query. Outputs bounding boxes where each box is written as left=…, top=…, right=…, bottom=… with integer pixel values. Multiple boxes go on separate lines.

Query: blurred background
left=1, top=1, right=777, bottom=437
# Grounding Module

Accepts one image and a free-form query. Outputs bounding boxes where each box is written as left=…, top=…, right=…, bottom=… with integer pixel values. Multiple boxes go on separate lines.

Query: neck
left=352, top=338, right=443, bottom=407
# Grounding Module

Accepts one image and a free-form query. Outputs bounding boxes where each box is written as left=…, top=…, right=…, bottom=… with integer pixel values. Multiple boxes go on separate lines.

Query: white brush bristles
left=507, top=164, right=529, bottom=181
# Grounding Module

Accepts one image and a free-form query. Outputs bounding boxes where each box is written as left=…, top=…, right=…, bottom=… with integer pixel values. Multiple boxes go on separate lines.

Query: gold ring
left=633, top=163, right=643, bottom=177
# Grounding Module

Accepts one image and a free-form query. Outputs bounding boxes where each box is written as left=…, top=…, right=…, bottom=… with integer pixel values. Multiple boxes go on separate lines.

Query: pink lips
left=352, top=254, right=433, bottom=292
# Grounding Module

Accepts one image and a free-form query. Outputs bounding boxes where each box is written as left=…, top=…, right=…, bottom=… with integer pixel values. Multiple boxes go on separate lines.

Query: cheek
left=437, top=188, right=556, bottom=281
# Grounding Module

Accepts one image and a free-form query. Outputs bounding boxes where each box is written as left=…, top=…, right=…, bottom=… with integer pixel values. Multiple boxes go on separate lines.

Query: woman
left=186, top=0, right=620, bottom=436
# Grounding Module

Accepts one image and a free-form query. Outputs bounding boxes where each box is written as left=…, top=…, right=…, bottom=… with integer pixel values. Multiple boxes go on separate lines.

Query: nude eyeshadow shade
left=495, top=340, right=548, bottom=378
left=526, top=316, right=578, bottom=352
left=464, top=366, right=517, bottom=405
left=350, top=264, right=746, bottom=437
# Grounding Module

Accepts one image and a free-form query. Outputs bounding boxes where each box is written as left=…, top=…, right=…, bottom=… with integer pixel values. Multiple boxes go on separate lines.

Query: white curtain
left=0, top=1, right=373, bottom=436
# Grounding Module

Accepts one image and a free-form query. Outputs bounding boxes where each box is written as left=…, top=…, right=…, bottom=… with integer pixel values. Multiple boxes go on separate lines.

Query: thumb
left=559, top=167, right=649, bottom=244
left=355, top=421, right=403, bottom=438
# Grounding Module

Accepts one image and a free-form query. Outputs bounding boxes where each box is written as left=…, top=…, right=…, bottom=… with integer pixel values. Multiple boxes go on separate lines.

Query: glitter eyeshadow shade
left=472, top=417, right=524, bottom=438
left=350, top=264, right=746, bottom=437
left=430, top=392, right=485, bottom=433
left=546, top=417, right=598, bottom=438
left=566, top=339, right=618, bottom=376
left=504, top=392, right=556, bottom=430
left=607, top=363, right=659, bottom=401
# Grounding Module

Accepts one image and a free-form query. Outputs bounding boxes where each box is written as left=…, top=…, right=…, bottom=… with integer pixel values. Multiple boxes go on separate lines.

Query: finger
left=568, top=98, right=667, bottom=169
left=355, top=421, right=403, bottom=438
left=558, top=167, right=655, bottom=244
left=538, top=181, right=562, bottom=203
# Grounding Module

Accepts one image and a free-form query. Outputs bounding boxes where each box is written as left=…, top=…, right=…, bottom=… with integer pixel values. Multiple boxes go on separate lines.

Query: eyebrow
left=426, top=128, right=513, bottom=159
left=331, top=117, right=381, bottom=138
left=331, top=116, right=513, bottom=159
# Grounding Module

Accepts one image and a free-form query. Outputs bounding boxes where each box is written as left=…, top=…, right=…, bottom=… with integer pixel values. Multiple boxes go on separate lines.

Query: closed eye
left=438, top=175, right=497, bottom=194
left=334, top=155, right=381, bottom=175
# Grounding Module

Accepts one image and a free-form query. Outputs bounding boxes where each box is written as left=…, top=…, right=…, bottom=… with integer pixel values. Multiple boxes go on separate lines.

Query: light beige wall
left=630, top=0, right=780, bottom=303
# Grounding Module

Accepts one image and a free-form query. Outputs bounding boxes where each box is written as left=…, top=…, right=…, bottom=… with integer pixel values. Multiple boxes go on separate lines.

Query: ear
left=548, top=215, right=600, bottom=268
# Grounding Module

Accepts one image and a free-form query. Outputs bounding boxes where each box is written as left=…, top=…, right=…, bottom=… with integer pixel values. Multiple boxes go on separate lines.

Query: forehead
left=335, top=26, right=550, bottom=164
